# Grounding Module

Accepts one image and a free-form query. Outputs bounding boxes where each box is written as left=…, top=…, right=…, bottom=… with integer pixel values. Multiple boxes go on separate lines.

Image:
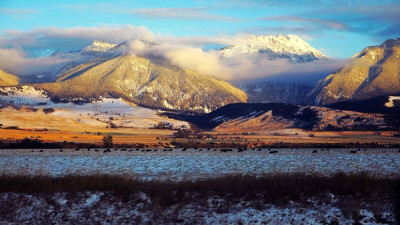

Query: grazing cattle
left=220, top=149, right=233, bottom=152
left=59, top=149, right=63, bottom=152
left=39, top=150, right=43, bottom=152
left=350, top=150, right=357, bottom=154
left=95, top=149, right=99, bottom=152
left=87, top=148, right=91, bottom=151
left=182, top=148, right=187, bottom=152
left=75, top=148, right=80, bottom=151
left=269, top=150, right=278, bottom=154
left=31, top=150, right=34, bottom=152
left=312, top=150, right=318, bottom=154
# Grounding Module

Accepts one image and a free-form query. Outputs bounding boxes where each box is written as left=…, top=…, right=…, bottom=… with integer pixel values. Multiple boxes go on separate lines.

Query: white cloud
left=0, top=25, right=345, bottom=84
left=122, top=38, right=345, bottom=84
left=0, top=48, right=68, bottom=75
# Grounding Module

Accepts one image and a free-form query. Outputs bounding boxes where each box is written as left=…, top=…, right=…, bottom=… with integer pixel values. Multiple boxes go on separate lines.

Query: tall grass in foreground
left=0, top=173, right=398, bottom=202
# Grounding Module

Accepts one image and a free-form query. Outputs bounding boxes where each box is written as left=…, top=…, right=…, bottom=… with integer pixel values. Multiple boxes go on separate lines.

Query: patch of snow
left=162, top=99, right=175, bottom=109
left=384, top=96, right=400, bottom=107
left=0, top=86, right=50, bottom=106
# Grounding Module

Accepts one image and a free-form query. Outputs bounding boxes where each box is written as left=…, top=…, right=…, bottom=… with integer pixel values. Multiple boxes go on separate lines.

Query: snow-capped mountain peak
left=220, top=34, right=328, bottom=63
left=80, top=40, right=117, bottom=54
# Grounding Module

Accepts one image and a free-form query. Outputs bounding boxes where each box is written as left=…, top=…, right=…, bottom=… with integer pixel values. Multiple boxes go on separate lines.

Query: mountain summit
left=80, top=40, right=117, bottom=54
left=220, top=34, right=328, bottom=63
left=308, top=38, right=400, bottom=105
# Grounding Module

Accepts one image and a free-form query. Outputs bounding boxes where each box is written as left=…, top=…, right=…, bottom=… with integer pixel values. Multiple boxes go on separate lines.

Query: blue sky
left=0, top=0, right=399, bottom=58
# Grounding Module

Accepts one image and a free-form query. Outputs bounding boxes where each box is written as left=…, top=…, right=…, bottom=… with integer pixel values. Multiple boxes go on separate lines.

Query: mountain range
left=0, top=36, right=399, bottom=115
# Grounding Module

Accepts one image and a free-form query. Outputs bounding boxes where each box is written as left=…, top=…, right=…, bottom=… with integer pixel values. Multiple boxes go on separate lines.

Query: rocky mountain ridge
left=308, top=38, right=400, bottom=105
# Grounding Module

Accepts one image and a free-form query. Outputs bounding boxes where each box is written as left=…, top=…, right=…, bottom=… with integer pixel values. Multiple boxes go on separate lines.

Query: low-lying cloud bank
left=0, top=25, right=347, bottom=84
left=121, top=39, right=348, bottom=84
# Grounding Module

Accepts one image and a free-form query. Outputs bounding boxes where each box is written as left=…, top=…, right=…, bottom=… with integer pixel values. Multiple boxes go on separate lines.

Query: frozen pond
left=0, top=148, right=399, bottom=180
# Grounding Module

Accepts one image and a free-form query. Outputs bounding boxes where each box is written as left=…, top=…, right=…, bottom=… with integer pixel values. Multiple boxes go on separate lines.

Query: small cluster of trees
left=102, top=135, right=113, bottom=148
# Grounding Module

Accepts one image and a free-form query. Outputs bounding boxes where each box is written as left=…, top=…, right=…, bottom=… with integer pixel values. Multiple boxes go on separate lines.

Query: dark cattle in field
left=269, top=150, right=278, bottom=154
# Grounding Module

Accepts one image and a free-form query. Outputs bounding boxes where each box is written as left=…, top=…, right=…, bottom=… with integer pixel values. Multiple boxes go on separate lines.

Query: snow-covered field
left=1, top=191, right=396, bottom=225
left=1, top=148, right=399, bottom=179
left=0, top=87, right=188, bottom=129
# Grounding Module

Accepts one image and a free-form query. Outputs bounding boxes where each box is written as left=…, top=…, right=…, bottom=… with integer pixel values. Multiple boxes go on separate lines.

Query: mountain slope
left=308, top=38, right=400, bottom=105
left=240, top=82, right=312, bottom=104
left=220, top=35, right=328, bottom=63
left=0, top=69, right=19, bottom=86
left=35, top=55, right=247, bottom=112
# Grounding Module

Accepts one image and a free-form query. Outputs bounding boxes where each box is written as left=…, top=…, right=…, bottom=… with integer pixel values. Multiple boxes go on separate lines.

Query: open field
left=0, top=128, right=174, bottom=144
left=1, top=148, right=399, bottom=179
left=1, top=128, right=400, bottom=146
